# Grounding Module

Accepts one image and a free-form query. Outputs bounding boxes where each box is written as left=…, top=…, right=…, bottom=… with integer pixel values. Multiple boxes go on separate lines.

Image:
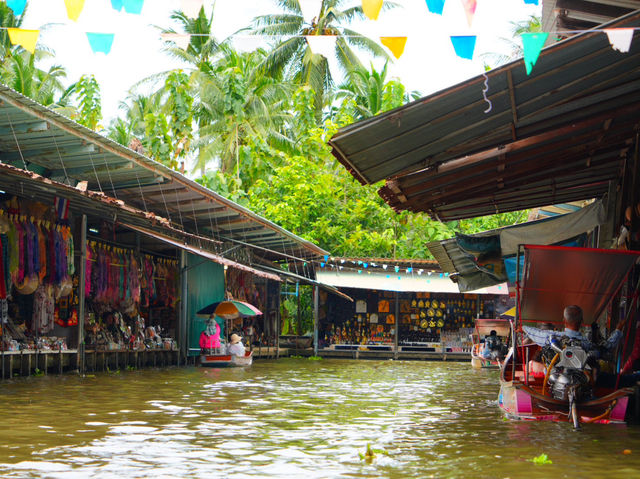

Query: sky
left=19, top=0, right=541, bottom=123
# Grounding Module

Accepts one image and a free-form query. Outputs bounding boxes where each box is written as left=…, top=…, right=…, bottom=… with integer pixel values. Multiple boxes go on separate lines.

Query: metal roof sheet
left=328, top=11, right=640, bottom=221
left=0, top=84, right=328, bottom=262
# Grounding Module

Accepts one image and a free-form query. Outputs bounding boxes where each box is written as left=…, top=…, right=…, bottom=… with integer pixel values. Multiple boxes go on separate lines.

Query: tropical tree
left=249, top=0, right=395, bottom=119
left=73, top=74, right=102, bottom=130
left=0, top=49, right=68, bottom=106
left=481, top=15, right=542, bottom=68
left=193, top=45, right=292, bottom=176
left=334, top=62, right=421, bottom=120
left=0, top=2, right=23, bottom=65
left=158, top=7, right=222, bottom=75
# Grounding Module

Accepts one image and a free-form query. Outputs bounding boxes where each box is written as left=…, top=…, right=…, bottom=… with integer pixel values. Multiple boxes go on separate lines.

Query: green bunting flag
left=521, top=32, right=548, bottom=75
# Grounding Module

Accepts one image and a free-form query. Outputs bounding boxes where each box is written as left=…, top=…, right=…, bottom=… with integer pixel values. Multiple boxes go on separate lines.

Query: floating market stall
left=315, top=258, right=510, bottom=360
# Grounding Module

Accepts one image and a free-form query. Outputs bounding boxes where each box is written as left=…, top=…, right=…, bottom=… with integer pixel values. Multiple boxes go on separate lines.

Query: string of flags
left=315, top=255, right=451, bottom=282
left=1, top=0, right=636, bottom=76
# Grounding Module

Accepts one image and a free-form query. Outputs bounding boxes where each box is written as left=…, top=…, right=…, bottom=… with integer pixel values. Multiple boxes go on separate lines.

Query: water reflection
left=0, top=360, right=639, bottom=478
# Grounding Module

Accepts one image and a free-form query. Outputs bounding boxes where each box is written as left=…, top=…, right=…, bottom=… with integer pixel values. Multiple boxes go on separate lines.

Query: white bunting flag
left=161, top=33, right=191, bottom=50
left=605, top=28, right=634, bottom=53
left=181, top=0, right=204, bottom=19
left=305, top=35, right=337, bottom=58
left=299, top=0, right=323, bottom=23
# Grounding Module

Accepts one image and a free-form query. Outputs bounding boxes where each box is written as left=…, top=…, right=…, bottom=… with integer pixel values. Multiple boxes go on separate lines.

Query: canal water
left=0, top=359, right=639, bottom=478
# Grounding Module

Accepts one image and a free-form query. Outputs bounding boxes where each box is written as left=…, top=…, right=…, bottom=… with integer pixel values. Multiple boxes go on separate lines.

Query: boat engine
left=546, top=339, right=592, bottom=402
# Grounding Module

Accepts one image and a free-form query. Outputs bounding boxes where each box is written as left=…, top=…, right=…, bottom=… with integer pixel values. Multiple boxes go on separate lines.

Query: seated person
left=227, top=333, right=245, bottom=357
left=199, top=316, right=222, bottom=353
left=482, top=330, right=504, bottom=360
left=523, top=305, right=624, bottom=358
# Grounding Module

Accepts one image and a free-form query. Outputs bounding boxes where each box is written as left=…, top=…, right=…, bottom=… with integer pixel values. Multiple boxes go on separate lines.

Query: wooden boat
left=499, top=245, right=640, bottom=428
left=200, top=350, right=253, bottom=367
left=471, top=318, right=511, bottom=369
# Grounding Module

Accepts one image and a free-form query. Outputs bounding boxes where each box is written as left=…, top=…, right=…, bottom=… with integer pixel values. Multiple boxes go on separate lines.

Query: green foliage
left=74, top=74, right=102, bottom=130
left=528, top=453, right=553, bottom=465
left=308, top=356, right=322, bottom=361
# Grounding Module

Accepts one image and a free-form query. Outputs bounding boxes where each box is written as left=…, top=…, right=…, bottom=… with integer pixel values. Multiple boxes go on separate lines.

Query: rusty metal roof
left=543, top=0, right=640, bottom=33
left=328, top=11, right=640, bottom=221
left=0, top=83, right=328, bottom=263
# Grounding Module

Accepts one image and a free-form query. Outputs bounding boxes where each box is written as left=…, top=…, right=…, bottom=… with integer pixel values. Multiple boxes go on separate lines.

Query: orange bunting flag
left=64, top=0, right=85, bottom=22
left=380, top=36, right=407, bottom=59
left=362, top=0, right=383, bottom=20
left=460, top=0, right=476, bottom=27
left=7, top=28, right=39, bottom=54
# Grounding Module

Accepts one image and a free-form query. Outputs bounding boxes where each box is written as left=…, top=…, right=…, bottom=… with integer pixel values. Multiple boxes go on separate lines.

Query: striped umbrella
left=197, top=300, right=262, bottom=319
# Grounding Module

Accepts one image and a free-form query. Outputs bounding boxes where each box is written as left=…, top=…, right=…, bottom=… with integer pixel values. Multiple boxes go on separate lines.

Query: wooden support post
left=313, top=285, right=319, bottom=356
left=394, top=291, right=399, bottom=360
left=77, top=214, right=87, bottom=375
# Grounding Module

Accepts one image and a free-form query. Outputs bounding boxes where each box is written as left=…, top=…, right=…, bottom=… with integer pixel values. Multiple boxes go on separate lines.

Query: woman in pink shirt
left=200, top=316, right=222, bottom=353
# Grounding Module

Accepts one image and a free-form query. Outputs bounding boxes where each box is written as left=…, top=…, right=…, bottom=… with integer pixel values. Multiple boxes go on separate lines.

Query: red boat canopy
left=520, top=245, right=640, bottom=325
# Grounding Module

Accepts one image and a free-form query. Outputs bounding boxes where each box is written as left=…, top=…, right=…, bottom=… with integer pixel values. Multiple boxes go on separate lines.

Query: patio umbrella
left=196, top=300, right=262, bottom=319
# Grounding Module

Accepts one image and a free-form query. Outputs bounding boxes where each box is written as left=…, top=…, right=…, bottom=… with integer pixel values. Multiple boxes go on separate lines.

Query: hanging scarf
left=85, top=243, right=92, bottom=298
left=0, top=234, right=6, bottom=299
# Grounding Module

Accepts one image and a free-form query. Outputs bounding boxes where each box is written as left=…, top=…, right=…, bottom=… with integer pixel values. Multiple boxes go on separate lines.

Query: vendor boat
left=498, top=245, right=640, bottom=428
left=200, top=349, right=253, bottom=367
left=471, top=319, right=510, bottom=369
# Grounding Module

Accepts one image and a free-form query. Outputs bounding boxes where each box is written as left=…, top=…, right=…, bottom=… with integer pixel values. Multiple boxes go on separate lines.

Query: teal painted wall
left=186, top=253, right=225, bottom=356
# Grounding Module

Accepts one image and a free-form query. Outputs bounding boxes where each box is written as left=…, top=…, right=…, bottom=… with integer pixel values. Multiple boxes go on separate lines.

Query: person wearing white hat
left=227, top=333, right=245, bottom=357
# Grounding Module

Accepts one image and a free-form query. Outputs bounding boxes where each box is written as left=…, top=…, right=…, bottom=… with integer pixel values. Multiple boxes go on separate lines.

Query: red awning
left=519, top=245, right=640, bottom=325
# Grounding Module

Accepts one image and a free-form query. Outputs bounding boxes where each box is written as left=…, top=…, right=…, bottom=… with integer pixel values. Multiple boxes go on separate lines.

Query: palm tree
left=481, top=15, right=541, bottom=68
left=158, top=8, right=222, bottom=75
left=1, top=49, right=68, bottom=105
left=249, top=0, right=395, bottom=119
left=0, top=2, right=24, bottom=65
left=193, top=45, right=292, bottom=176
left=333, top=62, right=421, bottom=120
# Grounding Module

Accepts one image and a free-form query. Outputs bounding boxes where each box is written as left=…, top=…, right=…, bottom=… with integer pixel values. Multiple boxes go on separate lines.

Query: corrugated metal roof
left=328, top=11, right=640, bottom=221
left=0, top=84, right=328, bottom=262
left=543, top=0, right=640, bottom=33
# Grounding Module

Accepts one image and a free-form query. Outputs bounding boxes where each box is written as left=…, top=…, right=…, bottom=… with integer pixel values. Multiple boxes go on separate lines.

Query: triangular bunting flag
left=111, top=0, right=124, bottom=11
left=450, top=35, right=476, bottom=60
left=521, top=32, right=548, bottom=74
left=460, top=0, right=476, bottom=27
left=7, top=28, right=39, bottom=54
left=64, top=0, right=85, bottom=22
left=305, top=35, right=337, bottom=58
left=122, top=0, right=144, bottom=14
left=161, top=33, right=191, bottom=51
left=299, top=0, right=323, bottom=23
left=523, top=0, right=539, bottom=4
left=425, top=0, right=445, bottom=15
left=605, top=28, right=634, bottom=53
left=86, top=32, right=115, bottom=55
left=380, top=36, right=407, bottom=59
left=362, top=0, right=383, bottom=20
left=6, top=0, right=27, bottom=16
left=181, top=0, right=204, bottom=19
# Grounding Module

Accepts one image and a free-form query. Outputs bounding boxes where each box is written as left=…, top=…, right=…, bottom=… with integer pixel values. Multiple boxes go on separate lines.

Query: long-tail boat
left=499, top=245, right=639, bottom=428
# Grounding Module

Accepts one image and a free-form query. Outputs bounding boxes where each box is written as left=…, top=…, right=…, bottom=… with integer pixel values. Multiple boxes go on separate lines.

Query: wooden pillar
left=313, top=285, right=319, bottom=356
left=77, top=214, right=87, bottom=375
left=394, top=291, right=399, bottom=359
left=276, top=281, right=281, bottom=359
left=179, top=249, right=188, bottom=365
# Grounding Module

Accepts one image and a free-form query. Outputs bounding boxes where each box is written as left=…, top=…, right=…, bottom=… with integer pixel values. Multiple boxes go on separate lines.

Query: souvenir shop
left=315, top=262, right=511, bottom=359
left=0, top=192, right=182, bottom=377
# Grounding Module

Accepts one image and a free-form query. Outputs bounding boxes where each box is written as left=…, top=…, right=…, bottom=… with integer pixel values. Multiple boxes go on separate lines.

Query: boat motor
left=546, top=338, right=593, bottom=402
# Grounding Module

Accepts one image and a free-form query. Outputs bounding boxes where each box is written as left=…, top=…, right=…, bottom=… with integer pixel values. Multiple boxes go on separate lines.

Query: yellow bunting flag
left=380, top=36, right=407, bottom=59
left=362, top=0, right=383, bottom=20
left=64, top=0, right=85, bottom=22
left=7, top=28, right=39, bottom=54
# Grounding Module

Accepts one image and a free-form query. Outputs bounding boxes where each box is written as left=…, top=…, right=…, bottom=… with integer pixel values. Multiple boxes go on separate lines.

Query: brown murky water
left=0, top=359, right=639, bottom=478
